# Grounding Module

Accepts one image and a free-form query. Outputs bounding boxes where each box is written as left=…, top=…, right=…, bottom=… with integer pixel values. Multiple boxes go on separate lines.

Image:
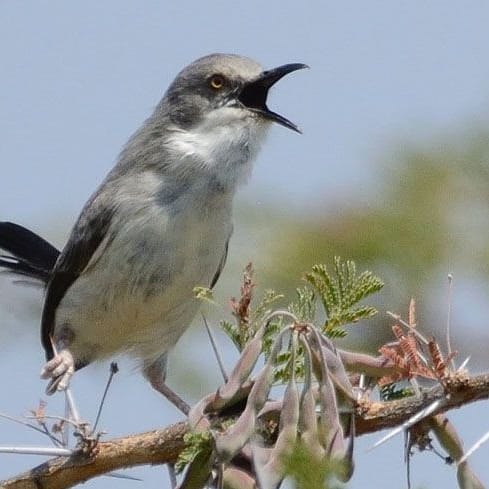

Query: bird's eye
left=209, top=75, right=225, bottom=89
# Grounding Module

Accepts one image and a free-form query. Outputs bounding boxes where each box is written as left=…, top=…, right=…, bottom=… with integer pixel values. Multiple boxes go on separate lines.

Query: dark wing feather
left=41, top=197, right=115, bottom=360
left=210, top=237, right=230, bottom=289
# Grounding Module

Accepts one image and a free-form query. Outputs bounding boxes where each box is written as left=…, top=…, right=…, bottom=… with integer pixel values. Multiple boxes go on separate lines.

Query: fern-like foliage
left=220, top=320, right=241, bottom=351
left=304, top=257, right=384, bottom=335
left=252, top=289, right=285, bottom=328
left=221, top=288, right=284, bottom=352
left=175, top=431, right=212, bottom=473
left=218, top=259, right=383, bottom=384
left=193, top=286, right=216, bottom=303
left=288, top=286, right=316, bottom=323
left=379, top=383, right=415, bottom=401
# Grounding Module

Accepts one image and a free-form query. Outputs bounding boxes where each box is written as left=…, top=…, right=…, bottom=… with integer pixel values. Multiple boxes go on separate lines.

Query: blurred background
left=1, top=1, right=489, bottom=487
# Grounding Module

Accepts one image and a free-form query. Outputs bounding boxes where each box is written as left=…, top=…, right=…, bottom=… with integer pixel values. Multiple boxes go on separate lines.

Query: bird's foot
left=40, top=350, right=75, bottom=395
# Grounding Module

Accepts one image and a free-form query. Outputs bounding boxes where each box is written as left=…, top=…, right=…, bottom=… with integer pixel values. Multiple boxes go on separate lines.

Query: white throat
left=165, top=107, right=270, bottom=188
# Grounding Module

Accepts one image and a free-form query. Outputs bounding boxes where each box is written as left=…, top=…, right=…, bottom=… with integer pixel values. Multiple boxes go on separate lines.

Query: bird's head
left=130, top=54, right=308, bottom=187
left=161, top=54, right=307, bottom=135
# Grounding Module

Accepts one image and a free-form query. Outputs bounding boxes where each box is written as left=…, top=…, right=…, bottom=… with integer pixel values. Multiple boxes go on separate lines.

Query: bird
left=0, top=53, right=306, bottom=411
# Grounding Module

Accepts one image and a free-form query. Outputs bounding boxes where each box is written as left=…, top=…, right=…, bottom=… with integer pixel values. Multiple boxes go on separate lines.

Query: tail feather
left=0, top=255, right=52, bottom=283
left=0, top=222, right=60, bottom=284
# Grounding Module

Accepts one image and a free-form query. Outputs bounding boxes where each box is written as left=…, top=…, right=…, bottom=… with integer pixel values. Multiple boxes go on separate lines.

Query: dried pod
left=188, top=393, right=215, bottom=432
left=298, top=336, right=325, bottom=458
left=211, top=325, right=266, bottom=411
left=222, top=466, right=257, bottom=489
left=215, top=327, right=291, bottom=461
left=338, top=349, right=401, bottom=378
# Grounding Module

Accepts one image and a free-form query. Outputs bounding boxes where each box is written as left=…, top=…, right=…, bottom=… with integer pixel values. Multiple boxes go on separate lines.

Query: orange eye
left=210, top=75, right=225, bottom=89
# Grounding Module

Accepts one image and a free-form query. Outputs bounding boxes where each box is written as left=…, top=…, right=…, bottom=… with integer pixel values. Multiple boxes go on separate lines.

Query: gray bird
left=0, top=54, right=306, bottom=410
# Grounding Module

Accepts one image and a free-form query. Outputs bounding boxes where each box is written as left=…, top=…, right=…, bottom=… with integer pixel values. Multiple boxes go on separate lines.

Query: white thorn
left=0, top=446, right=73, bottom=456
left=457, top=356, right=471, bottom=372
left=458, top=429, right=489, bottom=465
left=368, top=399, right=444, bottom=451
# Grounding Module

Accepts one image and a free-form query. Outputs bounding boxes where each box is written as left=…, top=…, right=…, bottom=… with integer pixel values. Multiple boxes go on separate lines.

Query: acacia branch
left=0, top=422, right=187, bottom=489
left=2, top=373, right=489, bottom=489
left=355, top=372, right=489, bottom=435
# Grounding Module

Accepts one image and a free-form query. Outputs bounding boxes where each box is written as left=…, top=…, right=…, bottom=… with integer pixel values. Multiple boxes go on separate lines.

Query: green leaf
left=283, top=441, right=343, bottom=489
left=193, top=286, right=216, bottom=303
left=251, top=289, right=284, bottom=326
left=380, top=383, right=414, bottom=401
left=222, top=286, right=283, bottom=352
left=325, top=327, right=347, bottom=339
left=305, top=257, right=384, bottom=335
left=220, top=320, right=241, bottom=351
left=219, top=259, right=383, bottom=385
left=289, top=286, right=316, bottom=322
left=175, top=431, right=213, bottom=473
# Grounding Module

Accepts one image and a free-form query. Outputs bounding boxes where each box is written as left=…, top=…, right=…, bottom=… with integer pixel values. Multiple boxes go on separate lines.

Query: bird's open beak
left=238, top=63, right=308, bottom=133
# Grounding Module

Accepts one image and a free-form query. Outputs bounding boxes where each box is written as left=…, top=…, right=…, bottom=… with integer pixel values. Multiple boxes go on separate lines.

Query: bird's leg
left=143, top=355, right=190, bottom=415
left=40, top=337, right=75, bottom=395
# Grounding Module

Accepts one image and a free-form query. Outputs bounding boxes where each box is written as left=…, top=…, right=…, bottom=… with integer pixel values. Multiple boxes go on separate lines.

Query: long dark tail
left=0, top=222, right=60, bottom=284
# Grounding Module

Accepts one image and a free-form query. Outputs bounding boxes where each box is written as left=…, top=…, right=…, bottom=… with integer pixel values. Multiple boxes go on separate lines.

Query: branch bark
left=2, top=373, right=489, bottom=489
left=1, top=423, right=187, bottom=489
left=355, top=372, right=489, bottom=434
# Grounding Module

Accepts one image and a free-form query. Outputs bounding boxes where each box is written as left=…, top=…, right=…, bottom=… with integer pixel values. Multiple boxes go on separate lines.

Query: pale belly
left=54, top=198, right=232, bottom=365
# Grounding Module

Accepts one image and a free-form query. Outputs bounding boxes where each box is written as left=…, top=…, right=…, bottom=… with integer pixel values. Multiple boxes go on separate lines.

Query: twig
left=457, top=356, right=471, bottom=372
left=49, top=340, right=81, bottom=426
left=167, top=463, right=178, bottom=489
left=386, top=311, right=429, bottom=345
left=24, top=414, right=83, bottom=430
left=65, top=388, right=80, bottom=425
left=446, top=273, right=456, bottom=370
left=459, top=429, right=489, bottom=464
left=1, top=422, right=188, bottom=489
left=3, top=373, right=489, bottom=489
left=264, top=310, right=298, bottom=325
left=0, top=412, right=63, bottom=446
left=369, top=398, right=445, bottom=450
left=404, top=431, right=411, bottom=489
left=63, top=395, right=70, bottom=447
left=92, top=362, right=119, bottom=433
left=105, top=471, right=142, bottom=481
left=202, top=313, right=228, bottom=382
left=0, top=446, right=72, bottom=456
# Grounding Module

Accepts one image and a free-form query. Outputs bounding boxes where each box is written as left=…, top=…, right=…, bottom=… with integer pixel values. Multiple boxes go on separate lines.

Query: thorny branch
left=355, top=372, right=489, bottom=434
left=2, top=373, right=489, bottom=489
left=1, top=423, right=188, bottom=489
left=2, top=264, right=488, bottom=489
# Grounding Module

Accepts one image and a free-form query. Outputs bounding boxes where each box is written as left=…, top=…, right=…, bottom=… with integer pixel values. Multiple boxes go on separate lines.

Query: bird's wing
left=41, top=194, right=115, bottom=360
left=210, top=235, right=230, bottom=289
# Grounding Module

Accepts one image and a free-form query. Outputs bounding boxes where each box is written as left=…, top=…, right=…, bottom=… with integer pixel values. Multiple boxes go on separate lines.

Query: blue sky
left=2, top=2, right=489, bottom=224
left=1, top=2, right=489, bottom=487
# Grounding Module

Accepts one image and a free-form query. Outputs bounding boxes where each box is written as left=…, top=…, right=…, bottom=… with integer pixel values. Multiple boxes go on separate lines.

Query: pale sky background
left=1, top=2, right=489, bottom=488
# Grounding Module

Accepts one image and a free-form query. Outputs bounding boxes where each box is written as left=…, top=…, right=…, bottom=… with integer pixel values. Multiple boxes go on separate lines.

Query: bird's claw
left=40, top=350, right=75, bottom=395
